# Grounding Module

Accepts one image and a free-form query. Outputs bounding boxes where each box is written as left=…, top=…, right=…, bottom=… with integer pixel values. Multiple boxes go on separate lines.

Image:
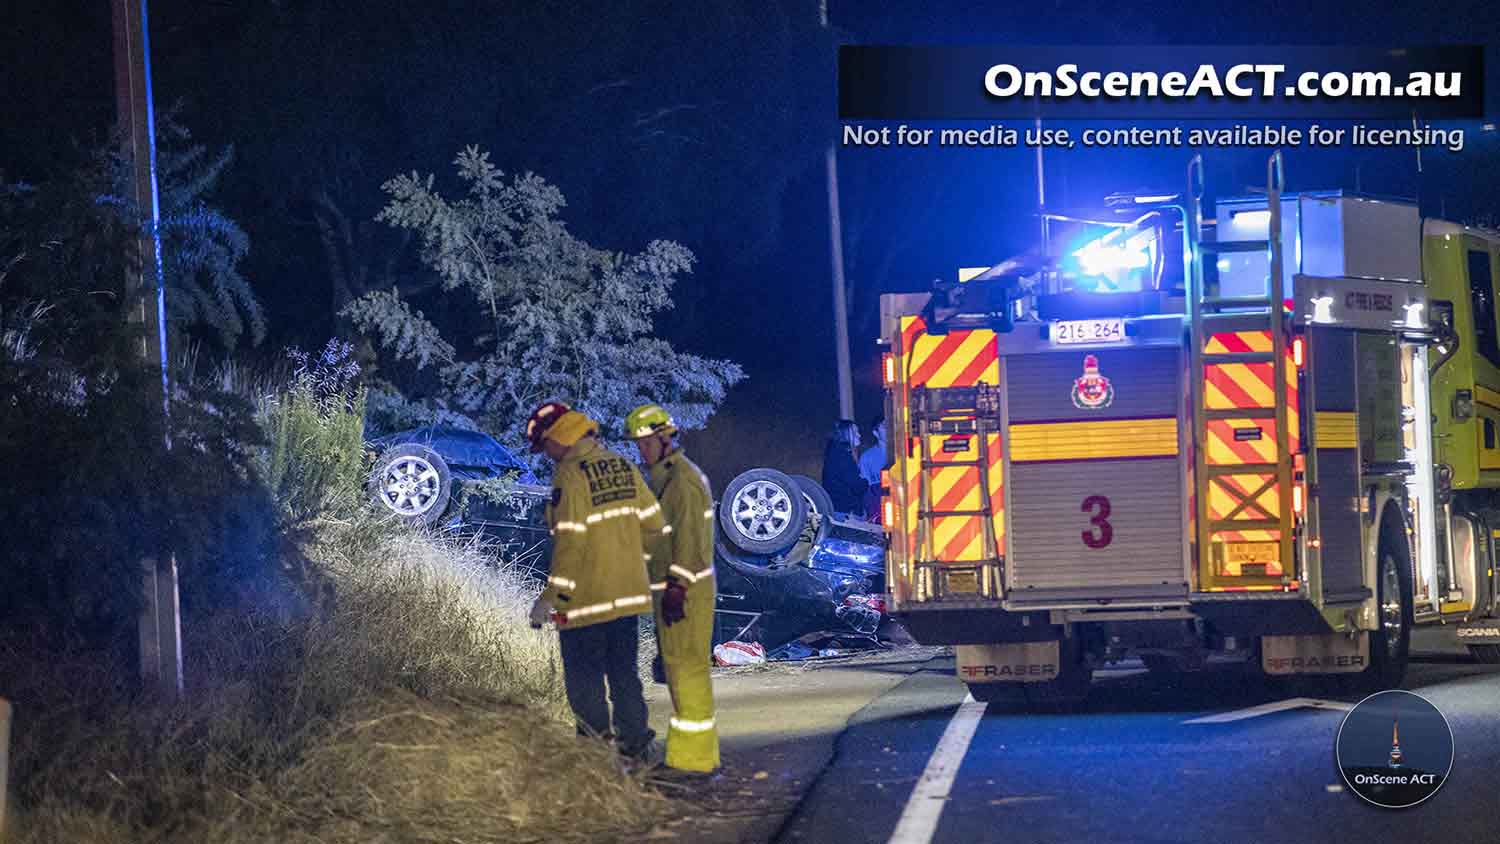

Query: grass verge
left=3, top=517, right=672, bottom=843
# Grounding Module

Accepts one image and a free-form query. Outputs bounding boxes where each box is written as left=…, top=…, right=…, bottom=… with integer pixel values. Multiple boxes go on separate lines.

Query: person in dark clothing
left=858, top=414, right=888, bottom=522
left=821, top=419, right=869, bottom=514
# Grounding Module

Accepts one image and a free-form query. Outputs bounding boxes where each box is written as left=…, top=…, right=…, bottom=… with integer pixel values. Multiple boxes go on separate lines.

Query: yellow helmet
left=525, top=400, right=572, bottom=452
left=544, top=410, right=598, bottom=449
left=625, top=403, right=677, bottom=439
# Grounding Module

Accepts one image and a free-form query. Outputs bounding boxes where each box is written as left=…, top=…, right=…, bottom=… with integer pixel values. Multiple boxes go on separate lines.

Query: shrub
left=257, top=340, right=368, bottom=530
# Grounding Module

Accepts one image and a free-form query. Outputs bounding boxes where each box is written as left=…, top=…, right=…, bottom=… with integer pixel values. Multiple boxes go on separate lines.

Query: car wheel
left=718, top=468, right=808, bottom=556
left=753, top=476, right=834, bottom=568
left=369, top=443, right=453, bottom=525
left=790, top=475, right=835, bottom=525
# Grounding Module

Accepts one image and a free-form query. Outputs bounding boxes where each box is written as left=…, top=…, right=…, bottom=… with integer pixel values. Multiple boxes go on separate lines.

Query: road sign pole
left=1, top=697, right=10, bottom=840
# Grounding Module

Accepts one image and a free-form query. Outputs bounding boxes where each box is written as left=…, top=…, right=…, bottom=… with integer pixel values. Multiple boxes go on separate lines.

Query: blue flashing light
left=1065, top=221, right=1158, bottom=293
left=1076, top=241, right=1150, bottom=277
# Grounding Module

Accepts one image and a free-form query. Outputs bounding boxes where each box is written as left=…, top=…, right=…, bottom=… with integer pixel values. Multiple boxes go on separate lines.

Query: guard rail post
left=0, top=697, right=11, bottom=841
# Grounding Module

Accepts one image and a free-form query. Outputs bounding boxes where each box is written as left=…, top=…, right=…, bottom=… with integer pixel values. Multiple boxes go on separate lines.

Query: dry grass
left=4, top=517, right=673, bottom=843
left=302, top=519, right=570, bottom=713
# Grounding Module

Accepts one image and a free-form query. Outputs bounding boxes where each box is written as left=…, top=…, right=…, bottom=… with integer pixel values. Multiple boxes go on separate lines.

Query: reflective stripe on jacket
left=541, top=438, right=665, bottom=628
left=645, top=449, right=715, bottom=587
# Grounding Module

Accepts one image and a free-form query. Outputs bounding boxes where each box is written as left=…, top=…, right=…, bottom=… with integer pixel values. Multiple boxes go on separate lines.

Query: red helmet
left=525, top=401, right=572, bottom=453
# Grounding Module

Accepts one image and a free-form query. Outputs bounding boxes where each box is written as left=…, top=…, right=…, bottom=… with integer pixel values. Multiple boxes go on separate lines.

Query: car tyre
left=790, top=475, right=835, bottom=525
left=718, top=468, right=809, bottom=556
left=369, top=443, right=453, bottom=525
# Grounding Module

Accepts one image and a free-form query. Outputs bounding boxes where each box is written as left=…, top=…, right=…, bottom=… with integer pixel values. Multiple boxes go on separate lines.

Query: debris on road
left=765, top=629, right=887, bottom=662
left=713, top=641, right=767, bottom=666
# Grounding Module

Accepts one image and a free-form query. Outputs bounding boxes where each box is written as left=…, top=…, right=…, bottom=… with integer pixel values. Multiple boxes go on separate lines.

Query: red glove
left=662, top=582, right=688, bottom=627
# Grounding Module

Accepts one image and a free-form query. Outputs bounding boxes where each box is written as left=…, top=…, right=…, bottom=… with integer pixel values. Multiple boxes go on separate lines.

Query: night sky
left=4, top=0, right=1499, bottom=484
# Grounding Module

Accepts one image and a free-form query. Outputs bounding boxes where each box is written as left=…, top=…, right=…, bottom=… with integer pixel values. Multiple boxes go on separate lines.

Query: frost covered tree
left=345, top=146, right=744, bottom=455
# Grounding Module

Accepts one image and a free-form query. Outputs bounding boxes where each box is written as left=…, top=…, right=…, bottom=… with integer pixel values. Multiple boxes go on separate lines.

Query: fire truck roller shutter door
left=1003, top=346, right=1187, bottom=601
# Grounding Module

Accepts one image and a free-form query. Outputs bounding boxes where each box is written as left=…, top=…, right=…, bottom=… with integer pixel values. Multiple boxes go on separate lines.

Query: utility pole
left=112, top=0, right=182, bottom=698
left=822, top=1, right=854, bottom=420
left=1035, top=114, right=1048, bottom=258
left=827, top=146, right=854, bottom=420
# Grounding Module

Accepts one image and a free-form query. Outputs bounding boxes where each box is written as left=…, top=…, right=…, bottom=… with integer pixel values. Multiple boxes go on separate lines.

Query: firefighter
left=625, top=403, right=721, bottom=774
left=526, top=402, right=665, bottom=763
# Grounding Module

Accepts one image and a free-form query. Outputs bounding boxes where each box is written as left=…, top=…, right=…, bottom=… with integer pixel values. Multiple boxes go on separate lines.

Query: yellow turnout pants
left=658, top=576, right=719, bottom=772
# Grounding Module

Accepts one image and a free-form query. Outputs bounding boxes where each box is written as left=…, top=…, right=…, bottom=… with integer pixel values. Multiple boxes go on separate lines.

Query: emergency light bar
left=1073, top=227, right=1154, bottom=282
left=1059, top=212, right=1165, bottom=294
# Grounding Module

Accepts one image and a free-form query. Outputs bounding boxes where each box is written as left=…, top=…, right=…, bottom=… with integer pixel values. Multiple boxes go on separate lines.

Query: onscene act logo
left=1335, top=690, right=1454, bottom=808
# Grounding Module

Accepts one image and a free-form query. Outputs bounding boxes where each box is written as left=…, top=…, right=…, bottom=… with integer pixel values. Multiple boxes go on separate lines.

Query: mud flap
left=1261, top=633, right=1370, bottom=675
left=956, top=641, right=1061, bottom=684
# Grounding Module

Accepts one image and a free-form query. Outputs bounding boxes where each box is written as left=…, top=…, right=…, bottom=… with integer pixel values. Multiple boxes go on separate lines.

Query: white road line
left=888, top=693, right=987, bottom=844
left=1183, top=697, right=1353, bottom=724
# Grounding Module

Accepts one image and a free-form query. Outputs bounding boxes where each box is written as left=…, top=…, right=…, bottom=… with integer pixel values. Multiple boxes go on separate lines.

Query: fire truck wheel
left=719, top=468, right=809, bottom=556
left=1346, top=526, right=1413, bottom=694
left=1467, top=644, right=1500, bottom=664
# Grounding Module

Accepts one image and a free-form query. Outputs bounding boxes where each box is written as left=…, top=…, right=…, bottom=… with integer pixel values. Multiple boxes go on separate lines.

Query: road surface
left=648, top=630, right=1500, bottom=844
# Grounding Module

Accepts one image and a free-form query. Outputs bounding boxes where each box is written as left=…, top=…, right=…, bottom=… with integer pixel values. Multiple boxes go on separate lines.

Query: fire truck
left=879, top=152, right=1500, bottom=702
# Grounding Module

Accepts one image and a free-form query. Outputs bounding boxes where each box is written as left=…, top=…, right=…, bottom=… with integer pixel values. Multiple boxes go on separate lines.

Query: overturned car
left=365, top=426, right=553, bottom=571
left=364, top=427, right=888, bottom=641
left=711, top=468, right=887, bottom=640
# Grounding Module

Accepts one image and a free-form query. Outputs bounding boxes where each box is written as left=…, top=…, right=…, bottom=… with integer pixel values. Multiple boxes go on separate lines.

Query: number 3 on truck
left=1082, top=495, right=1112, bottom=549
